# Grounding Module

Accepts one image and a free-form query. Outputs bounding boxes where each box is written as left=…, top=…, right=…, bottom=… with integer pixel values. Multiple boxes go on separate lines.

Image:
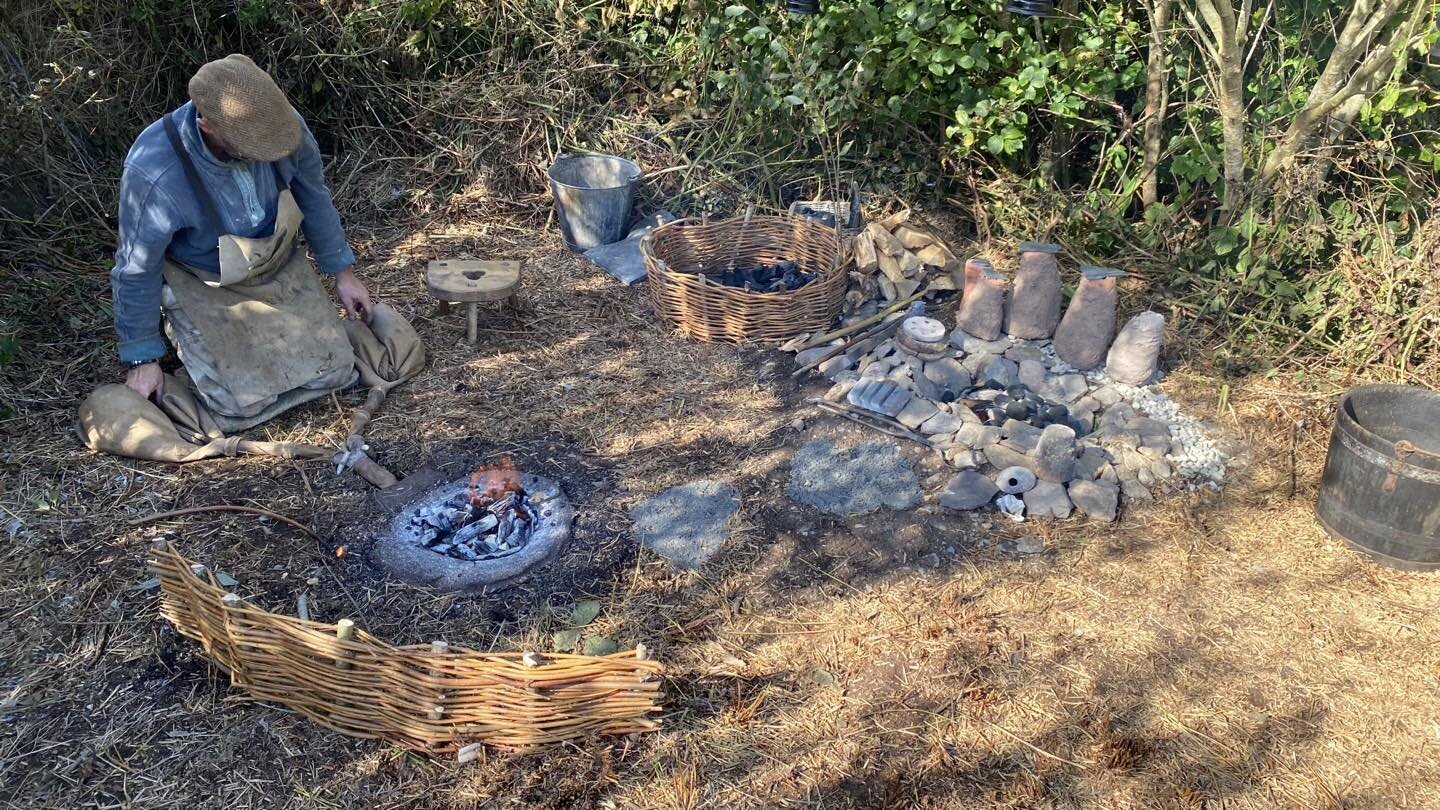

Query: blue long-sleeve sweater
left=110, top=101, right=356, bottom=364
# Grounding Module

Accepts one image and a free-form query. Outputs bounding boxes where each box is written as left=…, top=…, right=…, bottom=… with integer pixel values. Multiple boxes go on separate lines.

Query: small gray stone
left=1023, top=480, right=1072, bottom=518
left=1142, top=436, right=1173, bottom=456
left=825, top=379, right=856, bottom=403
left=1130, top=417, right=1171, bottom=443
left=919, top=411, right=964, bottom=435
left=945, top=448, right=986, bottom=469
left=846, top=336, right=880, bottom=359
left=1090, top=385, right=1124, bottom=407
left=795, top=345, right=838, bottom=368
left=1033, top=424, right=1078, bottom=482
left=1099, top=427, right=1141, bottom=450
left=1137, top=444, right=1168, bottom=462
left=1068, top=479, right=1119, bottom=522
left=1017, top=359, right=1048, bottom=389
left=896, top=398, right=940, bottom=429
left=1150, top=458, right=1173, bottom=480
left=910, top=371, right=942, bottom=401
left=996, top=494, right=1026, bottom=520
left=1049, top=374, right=1089, bottom=402
left=632, top=480, right=740, bottom=569
left=939, top=471, right=1000, bottom=510
left=1001, top=419, right=1043, bottom=452
left=1120, top=477, right=1153, bottom=502
left=960, top=351, right=995, bottom=377
left=1073, top=446, right=1110, bottom=480
left=923, top=357, right=972, bottom=397
left=1114, top=446, right=1149, bottom=478
left=951, top=328, right=1012, bottom=355
left=984, top=442, right=1034, bottom=473
left=995, top=466, right=1037, bottom=494
left=1106, top=402, right=1139, bottom=423
left=1004, top=344, right=1046, bottom=364
left=980, top=356, right=1019, bottom=388
left=819, top=354, right=853, bottom=379
left=957, top=422, right=1000, bottom=449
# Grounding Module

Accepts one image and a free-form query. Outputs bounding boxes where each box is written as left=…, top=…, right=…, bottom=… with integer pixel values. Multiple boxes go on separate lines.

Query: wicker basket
left=641, top=215, right=850, bottom=344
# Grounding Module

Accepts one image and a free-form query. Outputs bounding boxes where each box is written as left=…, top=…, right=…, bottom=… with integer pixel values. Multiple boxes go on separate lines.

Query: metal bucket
left=1316, top=384, right=1440, bottom=571
left=547, top=153, right=641, bottom=252
left=1006, top=0, right=1054, bottom=16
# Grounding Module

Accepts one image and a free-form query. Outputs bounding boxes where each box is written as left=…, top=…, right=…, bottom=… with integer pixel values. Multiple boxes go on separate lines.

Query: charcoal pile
left=705, top=260, right=815, bottom=293
left=965, top=382, right=1074, bottom=429
left=407, top=487, right=534, bottom=561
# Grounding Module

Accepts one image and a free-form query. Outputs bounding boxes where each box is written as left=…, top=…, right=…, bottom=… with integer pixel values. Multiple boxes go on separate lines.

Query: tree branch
left=1259, top=0, right=1429, bottom=181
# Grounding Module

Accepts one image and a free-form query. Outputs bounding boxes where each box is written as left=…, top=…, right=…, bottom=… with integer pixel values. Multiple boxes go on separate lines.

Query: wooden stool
left=425, top=259, right=521, bottom=343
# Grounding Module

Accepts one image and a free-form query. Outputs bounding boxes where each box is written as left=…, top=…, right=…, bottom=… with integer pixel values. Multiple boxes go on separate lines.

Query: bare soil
left=2, top=221, right=1438, bottom=809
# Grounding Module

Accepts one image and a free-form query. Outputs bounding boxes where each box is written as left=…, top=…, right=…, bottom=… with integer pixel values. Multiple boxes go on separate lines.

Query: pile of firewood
left=848, top=210, right=961, bottom=312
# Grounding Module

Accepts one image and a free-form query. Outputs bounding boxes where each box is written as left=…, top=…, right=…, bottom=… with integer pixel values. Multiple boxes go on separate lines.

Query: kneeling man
left=111, top=54, right=370, bottom=431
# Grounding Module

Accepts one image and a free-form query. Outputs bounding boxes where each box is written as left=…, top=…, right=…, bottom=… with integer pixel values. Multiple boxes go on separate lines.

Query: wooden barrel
left=1316, top=384, right=1440, bottom=571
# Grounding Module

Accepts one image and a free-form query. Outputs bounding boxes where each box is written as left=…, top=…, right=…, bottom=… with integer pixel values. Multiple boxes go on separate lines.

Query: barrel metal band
left=1337, top=429, right=1440, bottom=487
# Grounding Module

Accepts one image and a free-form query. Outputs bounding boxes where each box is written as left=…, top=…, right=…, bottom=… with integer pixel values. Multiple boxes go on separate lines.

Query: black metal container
left=1316, top=384, right=1440, bottom=571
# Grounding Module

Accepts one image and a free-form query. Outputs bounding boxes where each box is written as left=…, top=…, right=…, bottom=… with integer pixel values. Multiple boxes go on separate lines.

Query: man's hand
left=335, top=267, right=373, bottom=323
left=125, top=362, right=164, bottom=401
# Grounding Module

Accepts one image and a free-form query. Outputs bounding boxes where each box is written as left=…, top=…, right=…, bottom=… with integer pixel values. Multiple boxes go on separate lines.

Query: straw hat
left=187, top=54, right=300, bottom=162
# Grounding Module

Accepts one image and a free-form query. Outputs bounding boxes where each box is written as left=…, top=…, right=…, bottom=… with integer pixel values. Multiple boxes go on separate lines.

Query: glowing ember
left=408, top=459, right=536, bottom=561
left=469, top=456, right=522, bottom=506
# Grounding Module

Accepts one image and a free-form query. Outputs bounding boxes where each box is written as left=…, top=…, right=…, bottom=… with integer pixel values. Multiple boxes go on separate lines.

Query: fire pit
left=374, top=460, right=574, bottom=592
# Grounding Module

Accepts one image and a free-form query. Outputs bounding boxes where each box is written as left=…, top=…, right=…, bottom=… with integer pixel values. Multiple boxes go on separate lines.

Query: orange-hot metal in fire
left=468, top=456, right=523, bottom=507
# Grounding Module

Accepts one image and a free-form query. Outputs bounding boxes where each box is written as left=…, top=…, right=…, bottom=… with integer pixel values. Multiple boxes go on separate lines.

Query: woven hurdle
left=148, top=541, right=663, bottom=754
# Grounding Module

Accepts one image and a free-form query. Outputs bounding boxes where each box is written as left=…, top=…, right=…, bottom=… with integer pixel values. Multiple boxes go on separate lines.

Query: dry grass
left=4, top=3, right=1437, bottom=804
left=1, top=206, right=1438, bottom=808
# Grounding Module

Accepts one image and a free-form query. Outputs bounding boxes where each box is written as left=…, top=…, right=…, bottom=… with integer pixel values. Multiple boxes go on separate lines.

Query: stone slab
left=787, top=439, right=921, bottom=516
left=631, top=480, right=740, bottom=569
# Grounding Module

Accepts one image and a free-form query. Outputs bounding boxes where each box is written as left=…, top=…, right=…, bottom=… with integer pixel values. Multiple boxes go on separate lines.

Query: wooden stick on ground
left=131, top=505, right=319, bottom=540
left=336, top=619, right=356, bottom=670
left=807, top=398, right=930, bottom=445
left=793, top=290, right=927, bottom=352
left=791, top=309, right=909, bottom=379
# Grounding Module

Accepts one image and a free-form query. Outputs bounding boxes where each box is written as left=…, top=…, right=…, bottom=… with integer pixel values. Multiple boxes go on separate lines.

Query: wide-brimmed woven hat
left=188, top=54, right=300, bottom=162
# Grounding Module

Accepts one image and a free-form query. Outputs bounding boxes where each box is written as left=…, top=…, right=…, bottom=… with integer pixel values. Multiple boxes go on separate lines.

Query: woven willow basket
left=641, top=215, right=851, bottom=343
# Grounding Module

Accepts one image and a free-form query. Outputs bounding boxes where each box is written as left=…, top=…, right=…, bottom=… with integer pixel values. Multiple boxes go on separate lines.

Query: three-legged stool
left=425, top=259, right=521, bottom=344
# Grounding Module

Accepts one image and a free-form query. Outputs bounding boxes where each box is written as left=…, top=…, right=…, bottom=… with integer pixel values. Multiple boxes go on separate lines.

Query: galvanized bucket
left=1316, top=384, right=1440, bottom=571
left=547, top=153, right=641, bottom=252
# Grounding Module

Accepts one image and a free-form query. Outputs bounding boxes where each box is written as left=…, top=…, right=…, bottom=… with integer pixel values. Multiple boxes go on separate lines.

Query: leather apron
left=159, top=112, right=356, bottom=432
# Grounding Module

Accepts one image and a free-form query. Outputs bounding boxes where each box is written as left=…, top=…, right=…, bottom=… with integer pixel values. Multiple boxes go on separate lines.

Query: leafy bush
left=1, top=0, right=1436, bottom=381
left=676, top=2, right=1144, bottom=167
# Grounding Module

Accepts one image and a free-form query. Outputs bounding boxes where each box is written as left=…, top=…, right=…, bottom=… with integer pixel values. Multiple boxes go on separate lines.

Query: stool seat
left=426, top=259, right=522, bottom=344
left=426, top=260, right=521, bottom=302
